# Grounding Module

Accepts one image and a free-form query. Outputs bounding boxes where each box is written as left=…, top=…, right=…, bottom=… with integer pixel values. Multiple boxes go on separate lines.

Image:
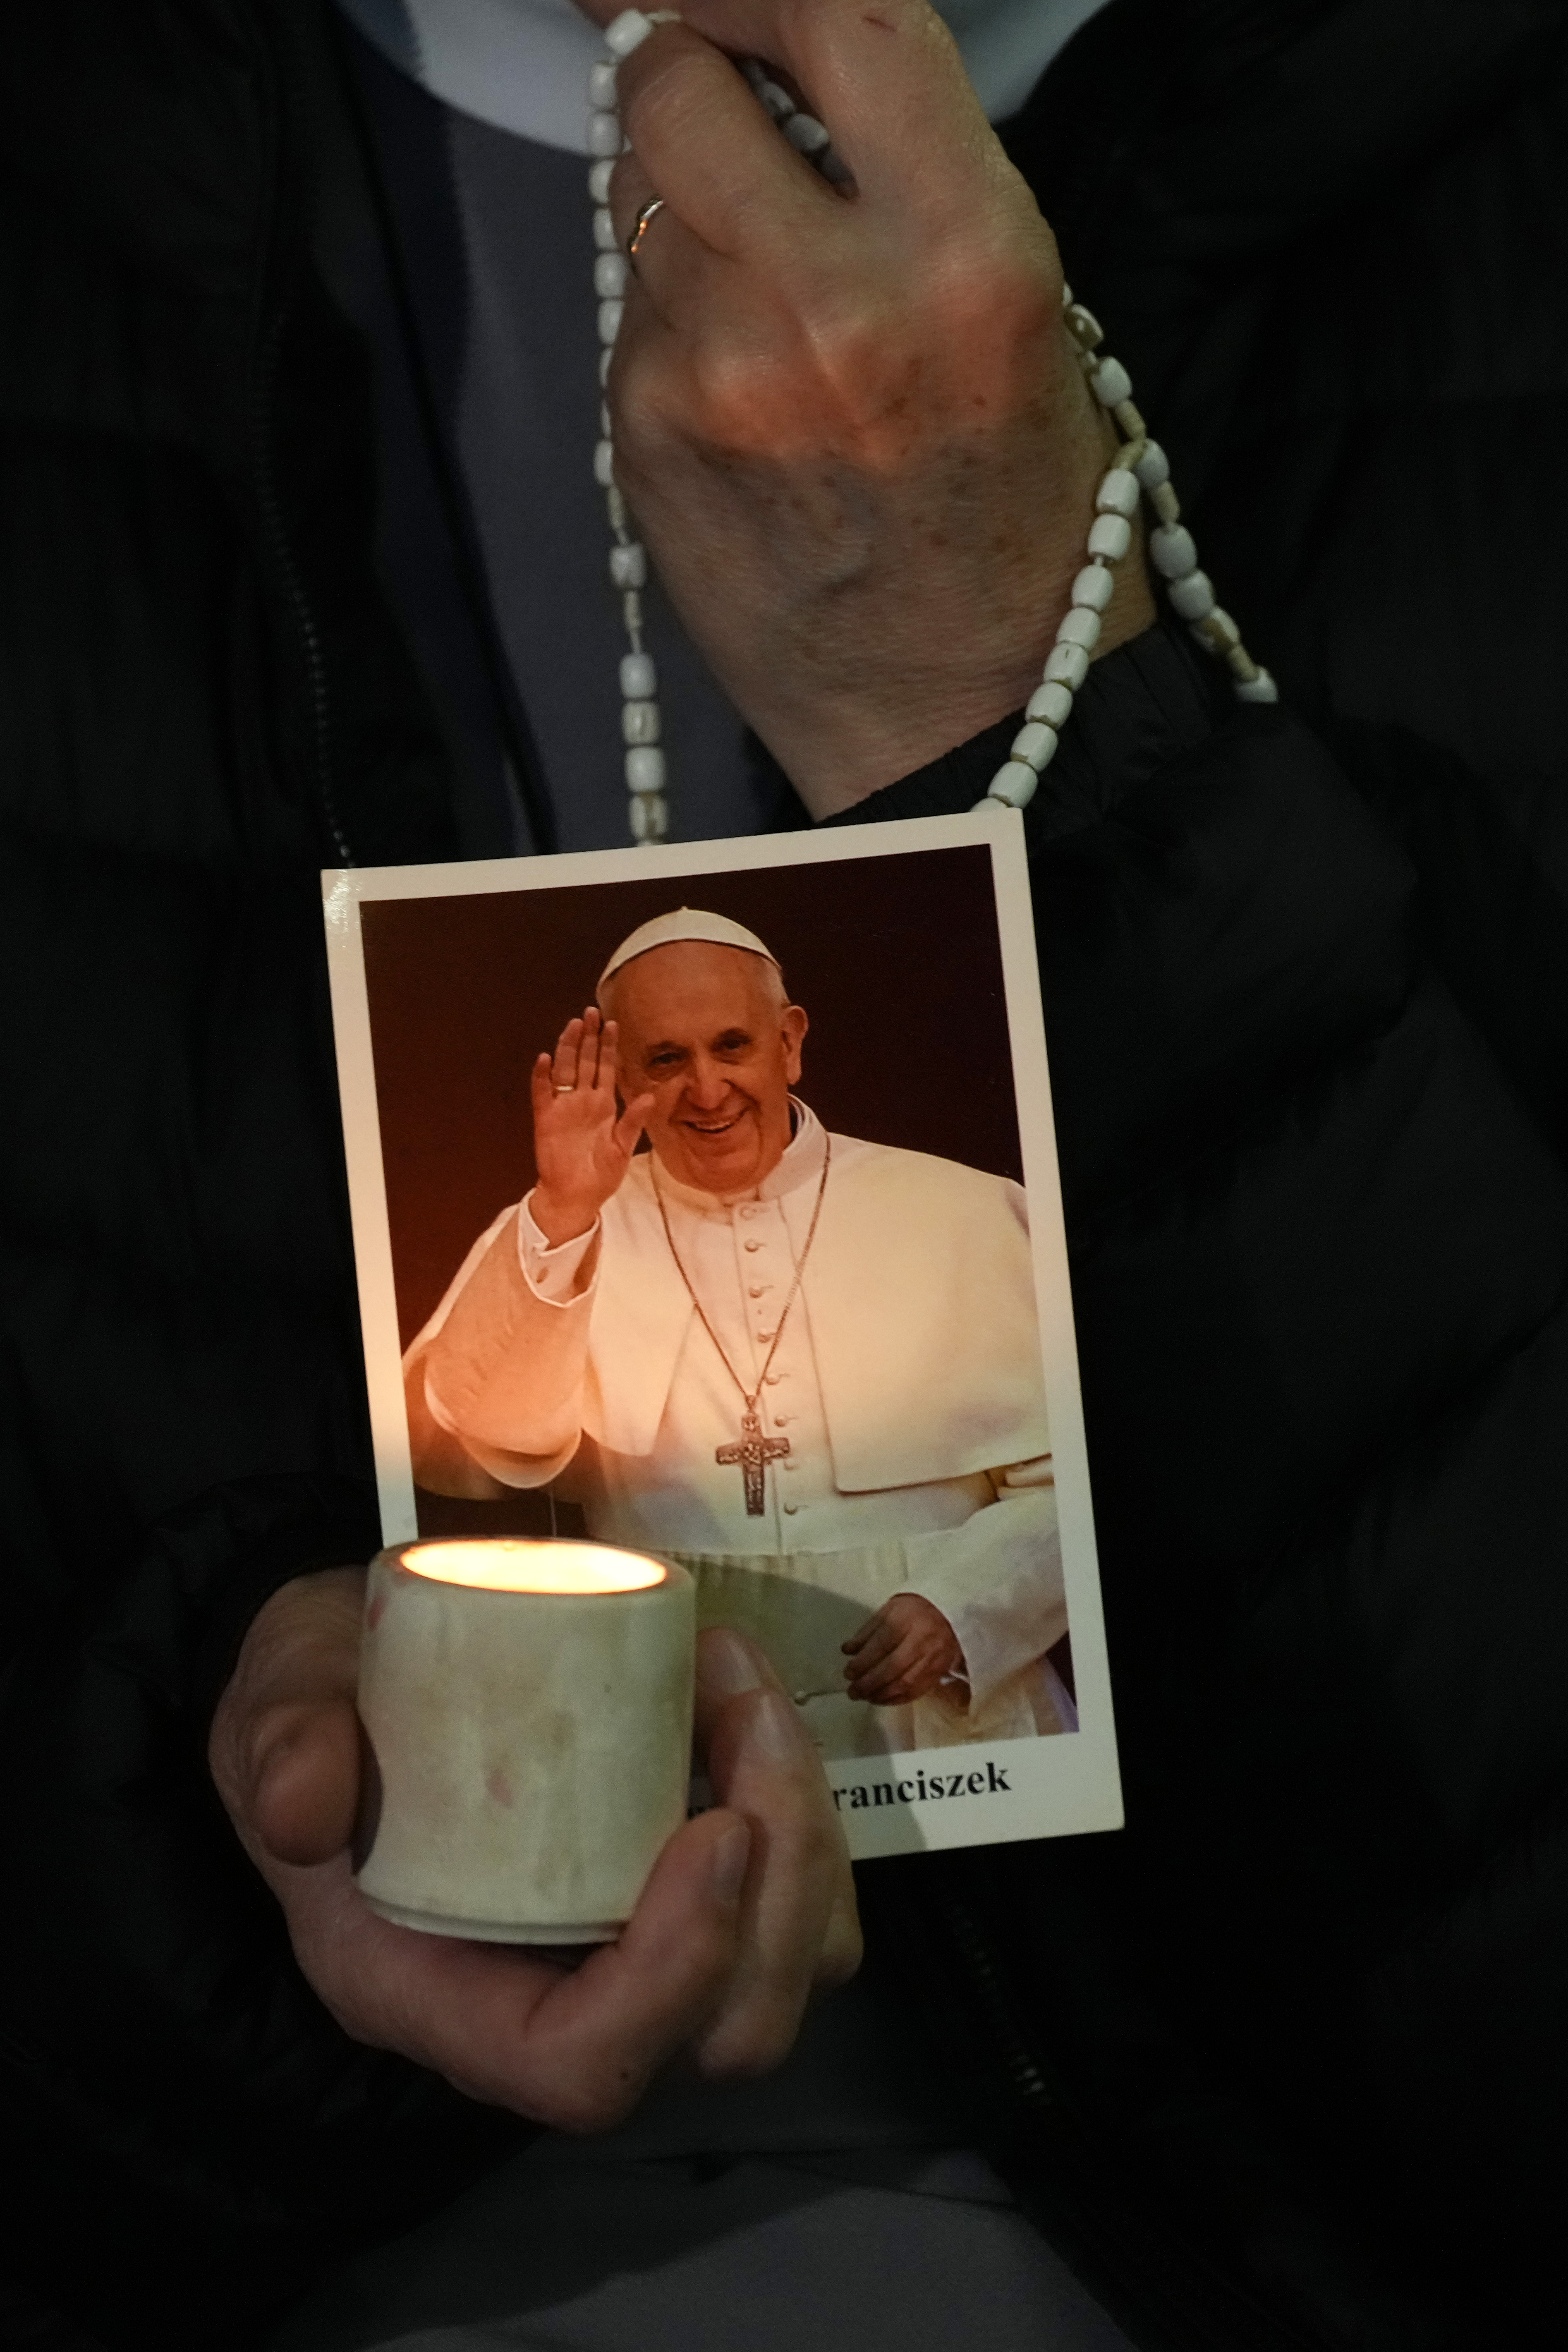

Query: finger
left=209, top=1568, right=366, bottom=1859
left=845, top=1636, right=924, bottom=1701
left=693, top=1675, right=858, bottom=2076
left=819, top=1885, right=864, bottom=1988
left=531, top=1050, right=558, bottom=1122
left=596, top=1016, right=622, bottom=1094
left=262, top=1813, right=747, bottom=2132
left=839, top=1606, right=883, bottom=1658
left=553, top=1015, right=584, bottom=1091
left=609, top=152, right=721, bottom=329
left=248, top=1695, right=361, bottom=1866
left=613, top=1090, right=655, bottom=1157
left=578, top=1005, right=606, bottom=1091
left=840, top=1617, right=900, bottom=1670
left=694, top=1648, right=860, bottom=2005
left=692, top=1622, right=777, bottom=1734
left=614, top=22, right=839, bottom=261
left=485, top=1807, right=752, bottom=2129
left=622, top=2, right=987, bottom=218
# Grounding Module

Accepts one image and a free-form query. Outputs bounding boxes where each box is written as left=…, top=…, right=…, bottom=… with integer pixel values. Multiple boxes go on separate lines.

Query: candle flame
left=400, top=1540, right=666, bottom=1595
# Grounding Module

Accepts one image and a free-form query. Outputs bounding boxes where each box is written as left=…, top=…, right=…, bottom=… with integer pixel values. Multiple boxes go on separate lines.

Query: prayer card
left=324, top=810, right=1123, bottom=1859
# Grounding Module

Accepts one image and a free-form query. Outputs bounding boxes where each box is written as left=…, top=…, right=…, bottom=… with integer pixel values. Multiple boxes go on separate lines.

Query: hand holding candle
left=209, top=1570, right=859, bottom=2127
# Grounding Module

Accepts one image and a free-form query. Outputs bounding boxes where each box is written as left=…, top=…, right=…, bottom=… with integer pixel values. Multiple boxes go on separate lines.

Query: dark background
left=364, top=843, right=1022, bottom=1355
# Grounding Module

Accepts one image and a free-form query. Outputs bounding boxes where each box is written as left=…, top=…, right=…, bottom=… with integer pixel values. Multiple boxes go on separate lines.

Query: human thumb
left=247, top=1696, right=362, bottom=1866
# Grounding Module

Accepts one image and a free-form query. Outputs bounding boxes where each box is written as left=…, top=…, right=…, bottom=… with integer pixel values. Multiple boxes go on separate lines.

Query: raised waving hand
left=530, top=1007, right=655, bottom=1246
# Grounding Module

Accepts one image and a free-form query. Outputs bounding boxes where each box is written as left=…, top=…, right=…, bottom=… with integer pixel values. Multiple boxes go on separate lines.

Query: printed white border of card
left=322, top=809, right=1123, bottom=1857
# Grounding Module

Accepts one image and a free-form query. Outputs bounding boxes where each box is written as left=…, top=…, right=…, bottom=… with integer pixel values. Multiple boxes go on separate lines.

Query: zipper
left=251, top=302, right=352, bottom=869
left=245, top=0, right=353, bottom=872
left=932, top=1879, right=1054, bottom=2111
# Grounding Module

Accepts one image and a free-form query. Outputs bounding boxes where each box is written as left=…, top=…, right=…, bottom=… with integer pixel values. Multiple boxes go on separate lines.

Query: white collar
left=335, top=0, right=1113, bottom=155
left=648, top=1098, right=827, bottom=1216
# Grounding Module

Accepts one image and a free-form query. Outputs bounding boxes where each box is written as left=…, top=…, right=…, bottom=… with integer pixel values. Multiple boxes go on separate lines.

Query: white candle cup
left=354, top=1539, right=695, bottom=1944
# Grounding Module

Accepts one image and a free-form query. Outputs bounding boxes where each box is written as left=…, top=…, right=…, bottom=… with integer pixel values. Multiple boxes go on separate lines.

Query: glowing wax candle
left=354, top=1538, right=695, bottom=1943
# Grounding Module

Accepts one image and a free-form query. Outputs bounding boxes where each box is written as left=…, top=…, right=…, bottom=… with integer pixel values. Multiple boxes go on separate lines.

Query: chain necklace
left=587, top=11, right=1275, bottom=846
left=651, top=1128, right=833, bottom=1514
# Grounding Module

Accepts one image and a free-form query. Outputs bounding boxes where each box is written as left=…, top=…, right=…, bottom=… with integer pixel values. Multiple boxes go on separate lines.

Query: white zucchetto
left=597, top=908, right=780, bottom=995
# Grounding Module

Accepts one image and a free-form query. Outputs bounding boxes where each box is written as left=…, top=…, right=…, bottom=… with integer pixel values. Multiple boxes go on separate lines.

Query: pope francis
left=405, top=908, right=1072, bottom=1758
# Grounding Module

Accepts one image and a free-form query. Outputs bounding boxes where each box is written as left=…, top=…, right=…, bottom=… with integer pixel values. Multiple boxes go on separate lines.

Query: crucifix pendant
left=716, top=1406, right=790, bottom=1516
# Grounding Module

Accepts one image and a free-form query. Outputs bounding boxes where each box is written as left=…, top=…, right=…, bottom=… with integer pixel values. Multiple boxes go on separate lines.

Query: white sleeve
left=517, top=1193, right=600, bottom=1305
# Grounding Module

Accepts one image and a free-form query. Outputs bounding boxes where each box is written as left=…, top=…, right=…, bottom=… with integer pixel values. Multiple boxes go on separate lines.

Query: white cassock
left=405, top=1104, right=1074, bottom=1757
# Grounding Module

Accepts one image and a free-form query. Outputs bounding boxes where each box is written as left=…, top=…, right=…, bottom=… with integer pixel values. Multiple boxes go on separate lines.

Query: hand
left=843, top=1591, right=965, bottom=1706
left=597, top=0, right=1155, bottom=815
left=531, top=1006, right=655, bottom=1245
left=210, top=1573, right=860, bottom=2129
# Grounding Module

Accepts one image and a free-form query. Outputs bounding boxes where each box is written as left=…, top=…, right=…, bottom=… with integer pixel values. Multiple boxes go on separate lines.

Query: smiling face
left=606, top=941, right=808, bottom=1195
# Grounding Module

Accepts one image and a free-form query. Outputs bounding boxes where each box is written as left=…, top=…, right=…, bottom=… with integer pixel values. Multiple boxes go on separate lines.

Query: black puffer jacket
left=2, top=2, right=1565, bottom=2346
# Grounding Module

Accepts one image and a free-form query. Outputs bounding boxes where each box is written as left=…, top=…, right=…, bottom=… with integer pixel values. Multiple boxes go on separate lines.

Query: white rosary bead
left=599, top=347, right=614, bottom=387
left=587, top=110, right=623, bottom=158
left=598, top=299, right=624, bottom=345
left=1072, top=562, right=1116, bottom=613
left=630, top=791, right=669, bottom=841
left=1235, top=669, right=1279, bottom=704
left=986, top=761, right=1039, bottom=810
left=609, top=542, right=646, bottom=588
left=1056, top=605, right=1102, bottom=654
left=593, top=206, right=619, bottom=252
left=785, top=113, right=831, bottom=154
left=1166, top=568, right=1216, bottom=622
left=626, top=745, right=667, bottom=793
left=1065, top=303, right=1104, bottom=349
left=1149, top=522, right=1198, bottom=579
left=1044, top=641, right=1090, bottom=690
left=589, top=60, right=620, bottom=108
left=1087, top=512, right=1132, bottom=562
left=594, top=252, right=629, bottom=299
left=759, top=79, right=795, bottom=119
left=1134, top=441, right=1170, bottom=490
left=1009, top=721, right=1059, bottom=772
left=1095, top=468, right=1141, bottom=520
left=622, top=699, right=661, bottom=744
left=1026, top=679, right=1074, bottom=729
left=1090, top=356, right=1133, bottom=408
left=593, top=438, right=616, bottom=487
left=620, top=651, right=657, bottom=698
left=1192, top=608, right=1241, bottom=654
left=604, top=10, right=657, bottom=59
left=589, top=158, right=615, bottom=204
left=1149, top=479, right=1181, bottom=526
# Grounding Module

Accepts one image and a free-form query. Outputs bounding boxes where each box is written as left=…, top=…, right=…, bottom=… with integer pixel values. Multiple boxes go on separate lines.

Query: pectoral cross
left=716, top=1408, right=790, bottom=1516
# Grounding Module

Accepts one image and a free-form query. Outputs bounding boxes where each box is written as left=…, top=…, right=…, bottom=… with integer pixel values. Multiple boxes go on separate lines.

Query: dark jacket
left=2, top=2, right=1566, bottom=2345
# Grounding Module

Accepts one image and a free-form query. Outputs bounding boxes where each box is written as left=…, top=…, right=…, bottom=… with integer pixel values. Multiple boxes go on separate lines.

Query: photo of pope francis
left=405, top=907, right=1072, bottom=1758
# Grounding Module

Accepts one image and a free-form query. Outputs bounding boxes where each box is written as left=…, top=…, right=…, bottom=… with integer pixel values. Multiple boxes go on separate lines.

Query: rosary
left=587, top=8, right=1276, bottom=847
